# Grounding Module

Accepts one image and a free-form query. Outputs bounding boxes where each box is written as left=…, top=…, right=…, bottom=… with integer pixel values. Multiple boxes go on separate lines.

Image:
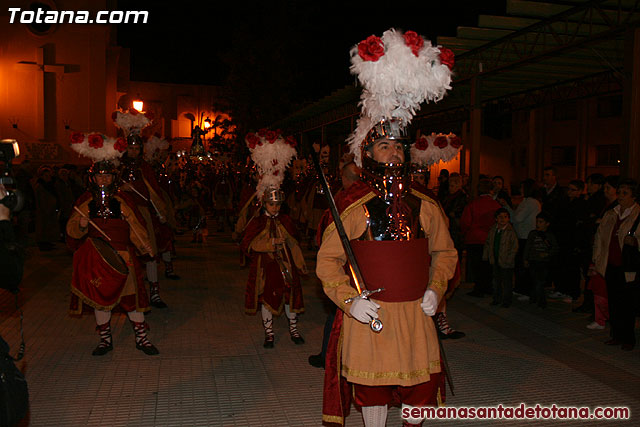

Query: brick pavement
left=1, top=228, right=639, bottom=426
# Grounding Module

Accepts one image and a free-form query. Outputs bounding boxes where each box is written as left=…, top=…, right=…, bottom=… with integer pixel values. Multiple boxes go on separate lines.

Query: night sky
left=116, top=0, right=505, bottom=125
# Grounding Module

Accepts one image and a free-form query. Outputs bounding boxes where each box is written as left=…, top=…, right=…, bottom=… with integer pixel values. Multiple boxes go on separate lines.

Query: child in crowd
left=483, top=208, right=519, bottom=307
left=524, top=212, right=559, bottom=308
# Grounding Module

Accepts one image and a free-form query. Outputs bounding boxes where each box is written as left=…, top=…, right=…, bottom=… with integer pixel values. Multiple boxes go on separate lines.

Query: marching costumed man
left=66, top=132, right=159, bottom=356
left=114, top=110, right=173, bottom=308
left=410, top=133, right=465, bottom=340
left=241, top=131, right=308, bottom=348
left=302, top=143, right=337, bottom=249
left=316, top=29, right=457, bottom=426
left=145, top=134, right=180, bottom=279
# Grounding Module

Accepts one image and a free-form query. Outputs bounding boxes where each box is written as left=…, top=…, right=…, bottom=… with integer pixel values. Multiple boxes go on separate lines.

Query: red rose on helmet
left=70, top=132, right=85, bottom=145
left=114, top=137, right=127, bottom=152
left=414, top=136, right=429, bottom=151
left=129, top=109, right=138, bottom=116
left=358, top=35, right=385, bottom=62
left=88, top=133, right=104, bottom=149
left=434, top=136, right=448, bottom=149
left=439, top=47, right=455, bottom=70
left=285, top=136, right=297, bottom=147
left=265, top=130, right=278, bottom=143
left=257, top=128, right=268, bottom=138
left=246, top=133, right=260, bottom=149
left=449, top=136, right=461, bottom=148
left=403, top=31, right=424, bottom=57
left=273, top=170, right=279, bottom=176
left=111, top=111, right=118, bottom=122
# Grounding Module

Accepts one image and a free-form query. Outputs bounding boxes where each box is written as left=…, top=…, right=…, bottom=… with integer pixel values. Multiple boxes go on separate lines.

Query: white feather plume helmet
left=347, top=28, right=455, bottom=166
left=69, top=131, right=127, bottom=162
left=245, top=129, right=298, bottom=198
left=111, top=109, right=153, bottom=136
left=410, top=133, right=462, bottom=166
left=144, top=135, right=170, bottom=162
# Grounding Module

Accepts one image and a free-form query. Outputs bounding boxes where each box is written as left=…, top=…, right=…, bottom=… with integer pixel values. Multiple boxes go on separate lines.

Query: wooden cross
left=16, top=44, right=71, bottom=141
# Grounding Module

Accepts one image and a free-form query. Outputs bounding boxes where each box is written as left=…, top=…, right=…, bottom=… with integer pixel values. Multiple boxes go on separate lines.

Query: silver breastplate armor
left=89, top=191, right=121, bottom=219
left=363, top=196, right=412, bottom=241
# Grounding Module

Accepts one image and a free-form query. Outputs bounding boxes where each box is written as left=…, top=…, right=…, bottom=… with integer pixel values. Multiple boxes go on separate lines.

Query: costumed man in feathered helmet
left=66, top=131, right=159, bottom=356
left=114, top=109, right=176, bottom=310
left=241, top=130, right=308, bottom=348
left=316, top=29, right=458, bottom=426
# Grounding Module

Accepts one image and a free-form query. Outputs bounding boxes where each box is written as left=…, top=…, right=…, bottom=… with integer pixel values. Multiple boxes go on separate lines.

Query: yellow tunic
left=316, top=193, right=457, bottom=386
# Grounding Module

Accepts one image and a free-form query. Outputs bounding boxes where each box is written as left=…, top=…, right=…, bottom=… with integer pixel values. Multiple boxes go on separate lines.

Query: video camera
left=0, top=139, right=24, bottom=212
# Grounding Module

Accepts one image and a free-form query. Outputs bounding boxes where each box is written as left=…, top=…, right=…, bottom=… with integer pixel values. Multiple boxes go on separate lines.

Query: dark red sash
left=350, top=238, right=431, bottom=302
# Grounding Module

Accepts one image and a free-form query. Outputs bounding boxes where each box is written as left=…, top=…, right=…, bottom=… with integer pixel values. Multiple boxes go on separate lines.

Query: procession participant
left=145, top=134, right=180, bottom=279
left=233, top=169, right=260, bottom=267
left=302, top=143, right=338, bottom=249
left=409, top=134, right=465, bottom=340
left=114, top=110, right=172, bottom=308
left=241, top=131, right=308, bottom=348
left=66, top=132, right=159, bottom=356
left=214, top=167, right=234, bottom=232
left=317, top=29, right=457, bottom=426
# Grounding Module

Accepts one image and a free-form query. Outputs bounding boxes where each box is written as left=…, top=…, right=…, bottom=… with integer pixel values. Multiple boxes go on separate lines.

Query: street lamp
left=133, top=99, right=144, bottom=112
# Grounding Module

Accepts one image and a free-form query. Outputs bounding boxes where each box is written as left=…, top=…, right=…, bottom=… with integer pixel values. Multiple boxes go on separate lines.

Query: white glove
left=349, top=298, right=380, bottom=324
left=420, top=289, right=439, bottom=316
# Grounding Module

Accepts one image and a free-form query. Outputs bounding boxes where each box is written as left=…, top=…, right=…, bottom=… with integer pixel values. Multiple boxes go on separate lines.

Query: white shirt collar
left=614, top=204, right=634, bottom=220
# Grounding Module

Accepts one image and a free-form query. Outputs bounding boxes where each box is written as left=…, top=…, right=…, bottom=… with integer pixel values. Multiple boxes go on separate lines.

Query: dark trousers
left=492, top=265, right=514, bottom=306
left=467, top=244, right=492, bottom=294
left=530, top=261, right=550, bottom=307
left=320, top=305, right=336, bottom=359
left=514, top=238, right=530, bottom=295
left=605, top=266, right=637, bottom=346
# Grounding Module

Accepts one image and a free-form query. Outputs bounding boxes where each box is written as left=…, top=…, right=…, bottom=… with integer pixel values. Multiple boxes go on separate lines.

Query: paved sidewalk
left=1, top=227, right=639, bottom=426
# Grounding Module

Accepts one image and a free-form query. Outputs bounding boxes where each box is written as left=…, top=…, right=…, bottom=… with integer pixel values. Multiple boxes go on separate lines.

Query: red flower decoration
left=70, top=132, right=85, bottom=145
left=246, top=133, right=260, bottom=149
left=403, top=31, right=424, bottom=57
left=257, top=128, right=268, bottom=138
left=129, top=109, right=139, bottom=116
left=414, top=136, right=429, bottom=151
left=358, top=35, right=385, bottom=62
left=144, top=111, right=155, bottom=120
left=449, top=136, right=461, bottom=149
left=272, top=159, right=278, bottom=166
left=439, top=47, right=455, bottom=70
left=285, top=136, right=297, bottom=147
left=114, top=137, right=127, bottom=152
left=273, top=170, right=279, bottom=176
left=111, top=111, right=118, bottom=122
left=434, top=136, right=448, bottom=149
left=88, top=133, right=104, bottom=149
left=265, top=130, right=278, bottom=143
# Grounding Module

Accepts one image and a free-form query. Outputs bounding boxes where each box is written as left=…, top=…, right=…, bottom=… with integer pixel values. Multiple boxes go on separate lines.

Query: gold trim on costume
left=321, top=192, right=377, bottom=242
left=429, top=280, right=448, bottom=295
left=410, top=188, right=438, bottom=206
left=322, top=414, right=344, bottom=425
left=342, top=360, right=440, bottom=380
left=322, top=280, right=349, bottom=289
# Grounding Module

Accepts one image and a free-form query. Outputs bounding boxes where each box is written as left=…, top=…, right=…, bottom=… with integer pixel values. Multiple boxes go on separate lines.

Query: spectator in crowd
left=550, top=179, right=586, bottom=302
left=591, top=179, right=639, bottom=350
left=34, top=165, right=60, bottom=251
left=524, top=212, right=559, bottom=308
left=574, top=173, right=607, bottom=314
left=437, top=169, right=450, bottom=201
left=442, top=172, right=469, bottom=255
left=484, top=208, right=518, bottom=308
left=602, top=175, right=620, bottom=216
left=461, top=178, right=501, bottom=297
left=55, top=166, right=75, bottom=241
left=501, top=178, right=541, bottom=301
left=492, top=175, right=512, bottom=207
